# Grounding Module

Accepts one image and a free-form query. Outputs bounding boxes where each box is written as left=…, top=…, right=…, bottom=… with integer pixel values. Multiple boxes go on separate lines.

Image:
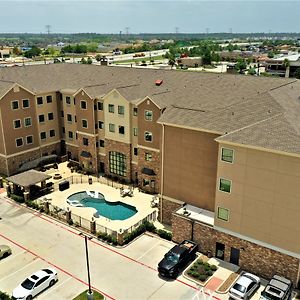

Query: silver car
left=229, top=272, right=261, bottom=300
left=0, top=245, right=12, bottom=259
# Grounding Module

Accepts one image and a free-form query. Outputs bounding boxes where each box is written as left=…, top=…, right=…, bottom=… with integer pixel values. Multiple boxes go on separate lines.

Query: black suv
left=260, top=275, right=292, bottom=300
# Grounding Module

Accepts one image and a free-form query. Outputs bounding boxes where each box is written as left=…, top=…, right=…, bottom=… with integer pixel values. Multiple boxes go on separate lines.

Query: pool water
left=67, top=191, right=137, bottom=220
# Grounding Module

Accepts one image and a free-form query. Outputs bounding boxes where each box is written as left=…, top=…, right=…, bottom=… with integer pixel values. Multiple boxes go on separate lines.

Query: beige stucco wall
left=103, top=90, right=131, bottom=144
left=215, top=143, right=300, bottom=254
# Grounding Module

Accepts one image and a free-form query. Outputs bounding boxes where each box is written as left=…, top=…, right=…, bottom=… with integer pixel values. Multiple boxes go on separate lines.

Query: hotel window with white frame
left=118, top=105, right=124, bottom=115
left=40, top=132, right=46, bottom=140
left=37, top=97, right=43, bottom=105
left=97, top=102, right=103, bottom=110
left=14, top=119, right=21, bottom=129
left=68, top=131, right=73, bottom=139
left=48, top=112, right=54, bottom=121
left=66, top=96, right=71, bottom=105
left=26, top=135, right=33, bottom=145
left=133, top=127, right=138, bottom=136
left=67, top=114, right=72, bottom=123
left=144, top=131, right=152, bottom=142
left=145, top=110, right=153, bottom=121
left=219, top=178, right=231, bottom=193
left=133, top=107, right=138, bottom=116
left=119, top=126, right=125, bottom=135
left=46, top=95, right=52, bottom=103
left=24, top=117, right=32, bottom=127
left=22, top=99, right=29, bottom=108
left=145, top=153, right=152, bottom=161
left=221, top=148, right=234, bottom=163
left=82, top=119, right=88, bottom=128
left=11, top=100, right=19, bottom=110
left=109, top=123, right=115, bottom=132
left=98, top=121, right=104, bottom=129
left=108, top=104, right=114, bottom=113
left=81, top=100, right=87, bottom=109
left=49, top=129, right=55, bottom=137
left=217, top=207, right=229, bottom=221
left=39, top=114, right=45, bottom=123
left=16, top=138, right=23, bottom=147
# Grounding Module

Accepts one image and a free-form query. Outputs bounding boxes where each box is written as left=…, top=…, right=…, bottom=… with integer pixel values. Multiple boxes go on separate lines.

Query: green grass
left=73, top=290, right=104, bottom=300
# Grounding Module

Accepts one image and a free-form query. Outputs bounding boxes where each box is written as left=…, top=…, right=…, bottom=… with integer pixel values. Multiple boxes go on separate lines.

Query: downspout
left=159, top=123, right=165, bottom=223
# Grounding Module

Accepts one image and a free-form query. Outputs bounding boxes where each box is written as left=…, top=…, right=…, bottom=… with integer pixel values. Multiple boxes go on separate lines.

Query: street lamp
left=79, top=233, right=93, bottom=300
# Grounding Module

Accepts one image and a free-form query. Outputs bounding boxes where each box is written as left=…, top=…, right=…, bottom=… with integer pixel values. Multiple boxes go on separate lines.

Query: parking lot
left=0, top=196, right=298, bottom=300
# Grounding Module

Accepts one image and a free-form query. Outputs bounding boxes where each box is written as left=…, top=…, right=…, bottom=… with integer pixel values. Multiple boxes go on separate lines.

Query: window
left=109, top=123, right=115, bottom=132
left=14, top=119, right=21, bottom=129
left=49, top=129, right=55, bottom=137
left=97, top=102, right=103, bottom=110
left=109, top=151, right=126, bottom=177
left=66, top=96, right=71, bottom=105
left=83, top=137, right=89, bottom=146
left=221, top=148, right=234, bottom=163
left=46, top=95, right=52, bottom=103
left=48, top=112, right=54, bottom=120
left=99, top=139, right=105, bottom=147
left=219, top=178, right=231, bottom=193
left=16, top=138, right=23, bottom=147
left=75, top=116, right=77, bottom=123
left=217, top=207, right=229, bottom=221
left=133, top=128, right=138, bottom=136
left=22, top=99, right=29, bottom=108
left=37, top=97, right=43, bottom=105
left=134, top=148, right=138, bottom=156
left=40, top=131, right=46, bottom=140
left=143, top=179, right=150, bottom=186
left=118, top=105, right=124, bottom=115
left=144, top=131, right=152, bottom=142
left=26, top=135, right=33, bottom=145
left=133, top=107, right=138, bottom=116
left=145, top=153, right=152, bottom=161
left=145, top=110, right=153, bottom=121
left=119, top=126, right=125, bottom=135
left=82, top=119, right=88, bottom=128
left=39, top=114, right=45, bottom=123
left=61, top=110, right=64, bottom=117
left=108, top=104, right=114, bottom=113
left=12, top=100, right=19, bottom=110
left=81, top=100, right=87, bottom=109
left=24, top=117, right=32, bottom=127
left=67, top=114, right=72, bottom=123
left=68, top=131, right=73, bottom=139
left=98, top=121, right=104, bottom=129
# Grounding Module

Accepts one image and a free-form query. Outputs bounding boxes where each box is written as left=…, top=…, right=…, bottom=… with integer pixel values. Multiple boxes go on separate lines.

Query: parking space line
left=137, top=241, right=161, bottom=260
left=0, top=257, right=39, bottom=283
left=0, top=232, right=115, bottom=300
left=37, top=277, right=72, bottom=299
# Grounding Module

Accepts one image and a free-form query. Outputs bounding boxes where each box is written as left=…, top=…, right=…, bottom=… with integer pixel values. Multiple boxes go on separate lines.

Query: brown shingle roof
left=6, top=170, right=51, bottom=188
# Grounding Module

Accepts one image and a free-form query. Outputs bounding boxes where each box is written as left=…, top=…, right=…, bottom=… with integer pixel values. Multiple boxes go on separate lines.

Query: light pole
left=80, top=233, right=93, bottom=300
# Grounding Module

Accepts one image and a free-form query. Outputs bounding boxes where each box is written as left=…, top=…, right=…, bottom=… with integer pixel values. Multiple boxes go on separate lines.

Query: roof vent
left=155, top=79, right=163, bottom=86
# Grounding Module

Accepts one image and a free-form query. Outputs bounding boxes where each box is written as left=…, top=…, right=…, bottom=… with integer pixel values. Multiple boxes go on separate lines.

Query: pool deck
left=43, top=163, right=158, bottom=233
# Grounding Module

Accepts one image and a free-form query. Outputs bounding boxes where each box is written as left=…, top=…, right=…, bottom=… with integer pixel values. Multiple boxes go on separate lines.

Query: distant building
left=177, top=57, right=203, bottom=67
left=0, top=48, right=10, bottom=60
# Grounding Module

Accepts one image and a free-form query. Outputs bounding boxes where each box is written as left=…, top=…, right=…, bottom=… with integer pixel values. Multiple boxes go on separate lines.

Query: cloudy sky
left=0, top=1, right=299, bottom=33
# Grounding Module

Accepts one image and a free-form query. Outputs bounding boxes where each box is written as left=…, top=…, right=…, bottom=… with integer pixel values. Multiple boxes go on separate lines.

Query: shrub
left=67, top=219, right=73, bottom=226
left=198, top=274, right=208, bottom=282
left=207, top=270, right=213, bottom=276
left=10, top=194, right=24, bottom=203
left=143, top=220, right=156, bottom=233
left=211, top=265, right=217, bottom=271
left=111, top=236, right=118, bottom=246
left=157, top=229, right=172, bottom=241
left=0, top=291, right=11, bottom=300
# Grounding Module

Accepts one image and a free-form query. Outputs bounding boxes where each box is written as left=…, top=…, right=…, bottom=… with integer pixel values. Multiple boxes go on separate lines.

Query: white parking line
left=137, top=241, right=161, bottom=260
left=38, top=277, right=72, bottom=299
left=9, top=249, right=27, bottom=259
left=0, top=257, right=39, bottom=283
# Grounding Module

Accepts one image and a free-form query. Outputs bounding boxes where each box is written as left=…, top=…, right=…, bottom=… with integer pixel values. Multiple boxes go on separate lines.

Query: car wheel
left=2, top=252, right=9, bottom=258
left=26, top=296, right=32, bottom=300
left=49, top=279, right=55, bottom=287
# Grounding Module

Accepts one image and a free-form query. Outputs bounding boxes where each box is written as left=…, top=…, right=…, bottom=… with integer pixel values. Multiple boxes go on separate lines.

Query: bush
left=157, top=229, right=172, bottom=241
left=25, top=200, right=40, bottom=210
left=210, top=265, right=217, bottom=271
left=0, top=291, right=12, bottom=299
left=198, top=274, right=208, bottom=282
left=10, top=194, right=24, bottom=203
left=68, top=219, right=74, bottom=226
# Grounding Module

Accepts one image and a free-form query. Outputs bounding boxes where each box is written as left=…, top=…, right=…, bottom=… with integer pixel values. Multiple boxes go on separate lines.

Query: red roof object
left=155, top=79, right=163, bottom=86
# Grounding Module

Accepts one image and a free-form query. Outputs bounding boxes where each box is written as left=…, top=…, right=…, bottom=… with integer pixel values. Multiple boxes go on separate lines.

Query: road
left=0, top=196, right=207, bottom=300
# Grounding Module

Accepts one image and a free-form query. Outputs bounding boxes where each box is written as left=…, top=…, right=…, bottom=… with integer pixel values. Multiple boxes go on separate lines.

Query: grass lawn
left=73, top=290, right=104, bottom=300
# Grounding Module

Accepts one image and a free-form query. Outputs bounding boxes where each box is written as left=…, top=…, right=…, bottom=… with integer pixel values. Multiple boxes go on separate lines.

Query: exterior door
left=215, top=242, right=225, bottom=260
left=100, top=162, right=105, bottom=173
left=230, top=247, right=240, bottom=266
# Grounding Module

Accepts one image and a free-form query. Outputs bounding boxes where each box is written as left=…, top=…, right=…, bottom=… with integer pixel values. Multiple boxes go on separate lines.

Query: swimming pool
left=67, top=191, right=137, bottom=220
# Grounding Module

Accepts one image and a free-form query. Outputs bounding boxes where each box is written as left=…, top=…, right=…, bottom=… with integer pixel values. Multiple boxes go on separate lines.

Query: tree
left=168, top=58, right=175, bottom=69
left=81, top=58, right=87, bottom=64
left=267, top=52, right=275, bottom=58
left=283, top=58, right=290, bottom=69
left=95, top=54, right=102, bottom=62
left=235, top=58, right=247, bottom=73
left=13, top=46, right=22, bottom=56
left=24, top=46, right=42, bottom=58
left=87, top=57, right=93, bottom=64
left=248, top=67, right=256, bottom=75
left=0, top=291, right=11, bottom=300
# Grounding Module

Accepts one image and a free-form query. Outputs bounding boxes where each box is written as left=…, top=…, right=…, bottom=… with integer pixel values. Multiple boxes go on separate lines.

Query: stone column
left=66, top=207, right=71, bottom=223
left=0, top=177, right=3, bottom=188
left=90, top=217, right=96, bottom=234
left=9, top=182, right=14, bottom=194
left=41, top=181, right=46, bottom=189
left=44, top=201, right=50, bottom=214
left=117, top=230, right=125, bottom=245
left=6, top=184, right=11, bottom=196
left=23, top=191, right=30, bottom=202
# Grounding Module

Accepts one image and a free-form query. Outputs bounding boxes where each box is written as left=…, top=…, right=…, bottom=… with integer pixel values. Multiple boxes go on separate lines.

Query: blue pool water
left=67, top=191, right=137, bottom=220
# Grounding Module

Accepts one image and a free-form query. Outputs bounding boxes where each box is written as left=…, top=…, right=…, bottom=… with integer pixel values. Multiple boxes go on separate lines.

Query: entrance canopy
left=6, top=170, right=51, bottom=188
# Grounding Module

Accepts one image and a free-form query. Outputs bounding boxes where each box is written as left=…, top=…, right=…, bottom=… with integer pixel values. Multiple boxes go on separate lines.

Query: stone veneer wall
left=172, top=213, right=300, bottom=286
left=66, top=144, right=79, bottom=161
left=78, top=134, right=97, bottom=174
left=137, top=148, right=160, bottom=194
left=104, top=139, right=131, bottom=182
left=0, top=156, right=8, bottom=175
left=40, top=142, right=61, bottom=157
left=161, top=197, right=184, bottom=225
left=131, top=163, right=138, bottom=184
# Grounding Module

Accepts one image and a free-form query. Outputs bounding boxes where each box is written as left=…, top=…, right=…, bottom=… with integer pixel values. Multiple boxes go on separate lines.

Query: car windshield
left=165, top=253, right=179, bottom=263
left=21, top=278, right=35, bottom=290
left=261, top=291, right=281, bottom=300
left=233, top=283, right=246, bottom=293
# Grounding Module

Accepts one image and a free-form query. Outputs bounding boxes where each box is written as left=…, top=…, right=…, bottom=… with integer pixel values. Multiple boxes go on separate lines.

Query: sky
left=0, top=1, right=299, bottom=34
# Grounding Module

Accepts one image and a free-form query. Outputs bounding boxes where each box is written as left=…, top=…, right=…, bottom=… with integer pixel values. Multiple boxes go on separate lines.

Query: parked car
left=229, top=272, right=260, bottom=300
left=12, top=268, right=58, bottom=300
left=158, top=240, right=198, bottom=278
left=260, top=275, right=292, bottom=300
left=0, top=245, right=12, bottom=259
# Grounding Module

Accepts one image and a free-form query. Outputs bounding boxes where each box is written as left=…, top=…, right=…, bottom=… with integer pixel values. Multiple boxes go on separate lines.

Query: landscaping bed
left=187, top=258, right=218, bottom=282
left=73, top=290, right=104, bottom=300
left=217, top=271, right=240, bottom=293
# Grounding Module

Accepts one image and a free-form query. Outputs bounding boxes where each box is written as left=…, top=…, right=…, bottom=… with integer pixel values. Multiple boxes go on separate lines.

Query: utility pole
left=205, top=27, right=210, bottom=35
left=45, top=25, right=51, bottom=35
left=175, top=27, right=179, bottom=34
left=125, top=27, right=130, bottom=35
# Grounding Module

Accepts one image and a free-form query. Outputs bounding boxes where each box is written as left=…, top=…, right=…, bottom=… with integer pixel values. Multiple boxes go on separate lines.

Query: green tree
left=267, top=51, right=275, bottom=58
left=248, top=67, right=256, bottom=75
left=87, top=57, right=93, bottom=64
left=0, top=291, right=12, bottom=300
left=283, top=58, right=290, bottom=69
left=81, top=57, right=87, bottom=64
left=13, top=46, right=22, bottom=56
left=95, top=54, right=102, bottom=61
left=24, top=46, right=42, bottom=58
left=168, top=58, right=175, bottom=69
left=235, top=58, right=247, bottom=73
